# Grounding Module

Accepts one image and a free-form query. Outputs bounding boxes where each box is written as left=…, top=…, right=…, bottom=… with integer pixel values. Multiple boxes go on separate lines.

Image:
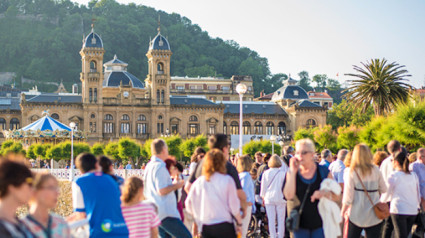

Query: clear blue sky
left=74, top=0, right=425, bottom=87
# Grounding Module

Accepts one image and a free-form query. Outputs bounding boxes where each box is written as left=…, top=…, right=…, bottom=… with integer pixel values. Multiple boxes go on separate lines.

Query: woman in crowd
left=0, top=158, right=34, bottom=237
left=190, top=147, right=206, bottom=175
left=98, top=155, right=124, bottom=186
left=237, top=155, right=255, bottom=238
left=261, top=155, right=287, bottom=238
left=373, top=151, right=388, bottom=168
left=408, top=152, right=417, bottom=164
left=164, top=158, right=185, bottom=221
left=381, top=149, right=420, bottom=238
left=121, top=176, right=160, bottom=238
left=22, top=173, right=71, bottom=238
left=341, top=144, right=387, bottom=238
left=284, top=138, right=338, bottom=238
left=185, top=149, right=242, bottom=238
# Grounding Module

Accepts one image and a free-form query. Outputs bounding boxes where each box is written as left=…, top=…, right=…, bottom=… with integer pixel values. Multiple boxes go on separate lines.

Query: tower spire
left=91, top=18, right=96, bottom=32
left=157, top=15, right=161, bottom=33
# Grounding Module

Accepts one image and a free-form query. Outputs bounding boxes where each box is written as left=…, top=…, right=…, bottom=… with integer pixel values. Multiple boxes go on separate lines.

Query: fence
left=31, top=169, right=144, bottom=180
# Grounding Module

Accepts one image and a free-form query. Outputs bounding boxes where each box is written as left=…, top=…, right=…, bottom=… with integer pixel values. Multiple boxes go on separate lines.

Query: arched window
left=157, top=63, right=164, bottom=74
left=89, top=88, right=93, bottom=102
left=90, top=113, right=96, bottom=119
left=157, top=90, right=160, bottom=104
left=189, top=115, right=198, bottom=122
left=94, top=88, right=97, bottom=102
left=254, top=121, right=263, bottom=134
left=223, top=122, right=227, bottom=135
left=0, top=118, right=5, bottom=130
left=243, top=121, right=251, bottom=135
left=10, top=118, right=19, bottom=130
left=90, top=61, right=97, bottom=72
left=105, top=114, right=113, bottom=120
left=138, top=114, right=146, bottom=121
left=278, top=122, right=286, bottom=135
left=307, top=119, right=317, bottom=127
left=266, top=122, right=274, bottom=135
left=158, top=115, right=163, bottom=120
left=121, top=114, right=130, bottom=120
left=51, top=113, right=59, bottom=120
left=230, top=121, right=239, bottom=135
left=161, top=90, right=165, bottom=103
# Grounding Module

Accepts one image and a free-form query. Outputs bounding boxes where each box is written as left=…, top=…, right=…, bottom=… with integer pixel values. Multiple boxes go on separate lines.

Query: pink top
left=121, top=202, right=161, bottom=238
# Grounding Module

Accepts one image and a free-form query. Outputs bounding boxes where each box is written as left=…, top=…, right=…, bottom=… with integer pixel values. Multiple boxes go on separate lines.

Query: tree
left=298, top=71, right=313, bottom=92
left=74, top=142, right=91, bottom=157
left=242, top=140, right=281, bottom=157
left=344, top=58, right=412, bottom=116
left=45, top=145, right=62, bottom=161
left=26, top=144, right=37, bottom=159
left=312, top=74, right=328, bottom=92
left=293, top=128, right=315, bottom=141
left=118, top=138, right=140, bottom=166
left=104, top=142, right=120, bottom=160
left=327, top=100, right=374, bottom=129
left=0, top=141, right=25, bottom=156
left=162, top=135, right=182, bottom=159
left=337, top=126, right=360, bottom=150
left=179, top=135, right=208, bottom=161
left=313, top=125, right=337, bottom=152
left=91, top=143, right=105, bottom=156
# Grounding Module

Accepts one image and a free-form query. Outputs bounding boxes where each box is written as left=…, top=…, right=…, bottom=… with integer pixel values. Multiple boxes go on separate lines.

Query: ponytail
left=394, top=148, right=409, bottom=174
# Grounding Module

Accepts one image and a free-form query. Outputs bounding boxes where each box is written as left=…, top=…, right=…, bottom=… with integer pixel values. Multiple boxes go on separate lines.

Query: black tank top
left=295, top=165, right=324, bottom=230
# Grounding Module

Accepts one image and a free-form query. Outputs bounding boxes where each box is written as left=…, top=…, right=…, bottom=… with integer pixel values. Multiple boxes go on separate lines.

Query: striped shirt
left=121, top=202, right=161, bottom=238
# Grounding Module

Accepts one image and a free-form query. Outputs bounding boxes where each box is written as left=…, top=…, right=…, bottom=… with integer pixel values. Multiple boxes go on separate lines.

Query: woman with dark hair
left=381, top=148, right=420, bottom=238
left=98, top=155, right=124, bottom=186
left=190, top=147, right=206, bottom=175
left=0, top=158, right=35, bottom=237
left=164, top=158, right=185, bottom=221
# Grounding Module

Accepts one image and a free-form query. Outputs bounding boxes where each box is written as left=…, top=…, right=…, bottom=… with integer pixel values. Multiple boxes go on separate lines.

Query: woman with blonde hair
left=261, top=155, right=287, bottom=238
left=237, top=155, right=255, bottom=238
left=185, top=149, right=242, bottom=238
left=341, top=144, right=387, bottom=238
left=22, top=173, right=71, bottom=238
left=121, top=176, right=160, bottom=238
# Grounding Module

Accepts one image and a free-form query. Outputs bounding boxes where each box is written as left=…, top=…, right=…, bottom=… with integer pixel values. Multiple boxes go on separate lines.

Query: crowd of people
left=0, top=134, right=424, bottom=238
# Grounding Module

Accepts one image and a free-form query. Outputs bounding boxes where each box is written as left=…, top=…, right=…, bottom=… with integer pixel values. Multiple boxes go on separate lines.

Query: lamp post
left=69, top=122, right=76, bottom=181
left=279, top=140, right=285, bottom=155
left=236, top=83, right=247, bottom=156
left=270, top=135, right=276, bottom=155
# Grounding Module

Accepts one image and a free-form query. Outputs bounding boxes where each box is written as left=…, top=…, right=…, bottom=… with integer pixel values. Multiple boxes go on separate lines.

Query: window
left=188, top=124, right=199, bottom=135
left=121, top=122, right=130, bottom=134
left=266, top=122, right=274, bottom=135
left=0, top=118, right=5, bottom=130
left=278, top=122, right=286, bottom=135
left=90, top=113, right=96, bottom=119
left=104, top=122, right=114, bottom=133
left=314, top=101, right=320, bottom=105
left=158, top=115, right=163, bottom=120
left=243, top=121, right=251, bottom=135
left=254, top=122, right=263, bottom=134
left=324, top=102, right=329, bottom=108
left=294, top=90, right=299, bottom=96
left=230, top=121, right=239, bottom=135
left=161, top=90, right=165, bottom=103
left=307, top=119, right=317, bottom=127
left=189, top=115, right=198, bottom=122
left=90, top=122, right=96, bottom=133
left=138, top=114, right=146, bottom=121
left=10, top=118, right=19, bottom=130
left=176, top=86, right=184, bottom=91
left=208, top=86, right=217, bottom=91
left=94, top=88, right=97, bottom=102
left=223, top=97, right=230, bottom=101
left=157, top=90, right=160, bottom=104
left=89, top=88, right=92, bottom=102
left=51, top=113, right=59, bottom=120
left=157, top=123, right=164, bottom=134
left=209, top=125, right=216, bottom=135
left=90, top=61, right=97, bottom=72
left=222, top=86, right=230, bottom=92
left=171, top=124, right=178, bottom=134
left=223, top=122, right=227, bottom=135
left=121, top=114, right=130, bottom=121
left=105, top=114, right=113, bottom=120
left=137, top=123, right=147, bottom=134
left=157, top=63, right=164, bottom=74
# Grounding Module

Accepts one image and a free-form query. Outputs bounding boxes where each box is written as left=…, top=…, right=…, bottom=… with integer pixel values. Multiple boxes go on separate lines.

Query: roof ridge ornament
left=114, top=54, right=117, bottom=59
left=42, top=109, right=50, bottom=116
left=157, top=15, right=161, bottom=34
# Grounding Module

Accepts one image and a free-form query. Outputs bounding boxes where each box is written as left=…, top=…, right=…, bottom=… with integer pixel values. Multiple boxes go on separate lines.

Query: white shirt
left=380, top=156, right=394, bottom=202
left=260, top=167, right=287, bottom=204
left=329, top=159, right=345, bottom=183
left=185, top=173, right=240, bottom=226
left=381, top=171, right=420, bottom=215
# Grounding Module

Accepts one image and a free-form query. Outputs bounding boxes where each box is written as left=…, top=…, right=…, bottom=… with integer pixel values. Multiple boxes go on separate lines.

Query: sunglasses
left=296, top=151, right=312, bottom=155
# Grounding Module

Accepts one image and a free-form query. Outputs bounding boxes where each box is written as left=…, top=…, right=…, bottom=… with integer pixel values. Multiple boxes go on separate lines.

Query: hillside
left=0, top=0, right=271, bottom=95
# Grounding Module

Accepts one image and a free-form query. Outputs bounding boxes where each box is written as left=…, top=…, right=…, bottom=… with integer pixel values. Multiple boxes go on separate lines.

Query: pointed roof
left=83, top=26, right=103, bottom=48
left=21, top=115, right=71, bottom=132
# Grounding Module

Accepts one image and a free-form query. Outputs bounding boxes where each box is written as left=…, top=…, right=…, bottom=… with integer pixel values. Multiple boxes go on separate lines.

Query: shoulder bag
left=354, top=170, right=389, bottom=220
left=286, top=183, right=311, bottom=232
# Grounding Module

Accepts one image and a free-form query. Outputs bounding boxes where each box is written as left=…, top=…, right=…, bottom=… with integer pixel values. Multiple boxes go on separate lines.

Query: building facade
left=1, top=26, right=327, bottom=145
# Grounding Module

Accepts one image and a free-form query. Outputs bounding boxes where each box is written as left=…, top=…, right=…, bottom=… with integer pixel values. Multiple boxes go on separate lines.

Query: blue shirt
left=125, top=164, right=132, bottom=169
left=319, top=159, right=331, bottom=169
left=329, top=159, right=345, bottom=183
left=72, top=172, right=129, bottom=237
left=143, top=156, right=180, bottom=221
left=239, top=171, right=256, bottom=213
left=410, top=161, right=425, bottom=199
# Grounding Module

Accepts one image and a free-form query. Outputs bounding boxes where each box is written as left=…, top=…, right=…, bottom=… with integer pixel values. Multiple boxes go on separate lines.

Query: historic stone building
left=1, top=26, right=328, bottom=145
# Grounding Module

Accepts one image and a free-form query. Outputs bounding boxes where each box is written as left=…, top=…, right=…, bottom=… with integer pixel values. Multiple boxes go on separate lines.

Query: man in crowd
left=319, top=149, right=333, bottom=168
left=125, top=161, right=132, bottom=169
left=71, top=153, right=129, bottom=237
left=329, top=149, right=348, bottom=189
left=144, top=139, right=191, bottom=238
left=381, top=140, right=402, bottom=238
left=254, top=152, right=263, bottom=168
left=410, top=148, right=425, bottom=237
left=282, top=146, right=295, bottom=167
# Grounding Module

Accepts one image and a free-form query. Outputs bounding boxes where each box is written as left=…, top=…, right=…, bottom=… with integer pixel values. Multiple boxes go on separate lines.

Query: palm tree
left=343, top=58, right=412, bottom=116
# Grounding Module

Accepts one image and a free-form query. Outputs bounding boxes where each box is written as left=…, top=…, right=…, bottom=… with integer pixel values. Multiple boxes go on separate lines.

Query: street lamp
left=236, top=83, right=247, bottom=156
left=69, top=122, right=76, bottom=181
left=270, top=135, right=276, bottom=155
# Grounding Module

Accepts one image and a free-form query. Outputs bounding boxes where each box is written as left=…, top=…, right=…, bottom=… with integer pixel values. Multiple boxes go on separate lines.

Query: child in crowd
left=121, top=176, right=160, bottom=238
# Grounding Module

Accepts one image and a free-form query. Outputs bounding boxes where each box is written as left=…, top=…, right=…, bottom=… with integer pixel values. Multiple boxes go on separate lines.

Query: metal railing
left=31, top=169, right=144, bottom=180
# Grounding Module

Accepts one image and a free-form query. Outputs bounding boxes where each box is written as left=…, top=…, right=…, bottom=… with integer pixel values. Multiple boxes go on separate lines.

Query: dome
left=149, top=33, right=170, bottom=51
left=83, top=29, right=103, bottom=48
left=104, top=55, right=128, bottom=68
left=271, top=85, right=309, bottom=101
left=103, top=72, right=145, bottom=89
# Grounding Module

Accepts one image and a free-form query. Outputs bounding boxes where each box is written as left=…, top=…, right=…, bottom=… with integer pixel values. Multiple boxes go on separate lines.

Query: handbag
left=286, top=183, right=311, bottom=232
left=354, top=170, right=390, bottom=220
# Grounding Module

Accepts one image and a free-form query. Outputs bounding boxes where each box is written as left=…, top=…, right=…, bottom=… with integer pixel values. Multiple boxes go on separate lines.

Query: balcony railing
left=136, top=134, right=150, bottom=139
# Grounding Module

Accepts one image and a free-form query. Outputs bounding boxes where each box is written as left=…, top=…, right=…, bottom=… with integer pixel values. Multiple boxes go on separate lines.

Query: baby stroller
left=247, top=202, right=269, bottom=238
